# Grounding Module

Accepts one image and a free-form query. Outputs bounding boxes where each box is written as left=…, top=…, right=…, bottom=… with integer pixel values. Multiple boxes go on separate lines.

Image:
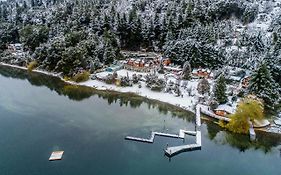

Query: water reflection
left=1, top=65, right=281, bottom=154
left=0, top=65, right=195, bottom=122
left=206, top=121, right=281, bottom=153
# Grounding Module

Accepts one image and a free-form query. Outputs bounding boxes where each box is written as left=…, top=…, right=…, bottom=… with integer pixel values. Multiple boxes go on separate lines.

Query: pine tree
left=31, top=0, right=35, bottom=7
left=249, top=63, right=280, bottom=112
left=103, top=42, right=116, bottom=65
left=214, top=75, right=227, bottom=104
left=23, top=1, right=28, bottom=9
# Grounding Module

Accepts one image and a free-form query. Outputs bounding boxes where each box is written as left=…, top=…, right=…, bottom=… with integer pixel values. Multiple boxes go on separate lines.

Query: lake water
left=0, top=65, right=281, bottom=175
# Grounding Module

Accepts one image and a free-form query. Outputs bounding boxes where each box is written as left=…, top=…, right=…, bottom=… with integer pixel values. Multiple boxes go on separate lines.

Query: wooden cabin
left=127, top=58, right=135, bottom=66
left=214, top=104, right=234, bottom=117
left=7, top=43, right=23, bottom=53
left=162, top=58, right=171, bottom=66
left=242, top=76, right=250, bottom=88
left=192, top=68, right=212, bottom=78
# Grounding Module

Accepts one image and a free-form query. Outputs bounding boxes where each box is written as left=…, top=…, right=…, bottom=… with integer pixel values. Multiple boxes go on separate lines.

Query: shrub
left=72, top=71, right=90, bottom=83
left=218, top=120, right=227, bottom=128
left=226, top=98, right=264, bottom=134
left=27, top=61, right=38, bottom=72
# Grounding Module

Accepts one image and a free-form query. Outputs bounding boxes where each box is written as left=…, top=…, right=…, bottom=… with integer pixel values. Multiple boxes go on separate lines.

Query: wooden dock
left=125, top=136, right=154, bottom=143
left=125, top=130, right=197, bottom=143
left=126, top=105, right=203, bottom=157
left=165, top=144, right=201, bottom=156
left=164, top=131, right=202, bottom=157
left=196, top=105, right=202, bottom=126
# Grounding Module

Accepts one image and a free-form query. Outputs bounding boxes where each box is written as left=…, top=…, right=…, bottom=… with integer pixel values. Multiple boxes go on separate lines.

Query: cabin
left=134, top=59, right=141, bottom=67
left=164, top=65, right=182, bottom=74
left=125, top=56, right=158, bottom=72
left=214, top=104, right=234, bottom=117
left=161, top=58, right=171, bottom=66
left=127, top=58, right=135, bottom=66
left=7, top=43, right=23, bottom=53
left=224, top=66, right=248, bottom=83
left=192, top=68, right=213, bottom=79
left=242, top=76, right=250, bottom=88
left=105, top=65, right=123, bottom=72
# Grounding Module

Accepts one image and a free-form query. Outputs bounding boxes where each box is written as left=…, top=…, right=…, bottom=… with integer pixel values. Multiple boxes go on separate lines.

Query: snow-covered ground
left=2, top=62, right=281, bottom=134
left=79, top=69, right=202, bottom=113
left=0, top=62, right=201, bottom=113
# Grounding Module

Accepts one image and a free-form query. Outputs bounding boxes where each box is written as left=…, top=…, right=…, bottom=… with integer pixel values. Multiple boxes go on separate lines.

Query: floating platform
left=49, top=151, right=64, bottom=161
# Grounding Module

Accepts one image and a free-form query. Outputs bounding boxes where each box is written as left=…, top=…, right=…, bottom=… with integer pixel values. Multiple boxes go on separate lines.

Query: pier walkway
left=125, top=104, right=204, bottom=157
left=164, top=131, right=201, bottom=157
left=125, top=130, right=197, bottom=143
left=196, top=104, right=202, bottom=126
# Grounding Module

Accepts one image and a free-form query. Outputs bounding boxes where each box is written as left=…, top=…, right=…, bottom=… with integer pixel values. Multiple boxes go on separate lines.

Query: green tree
left=248, top=63, right=280, bottom=112
left=0, top=24, right=20, bottom=50
left=20, top=25, right=49, bottom=51
left=65, top=31, right=86, bottom=47
left=57, top=46, right=86, bottom=75
left=103, top=42, right=116, bottom=65
left=214, top=75, right=227, bottom=104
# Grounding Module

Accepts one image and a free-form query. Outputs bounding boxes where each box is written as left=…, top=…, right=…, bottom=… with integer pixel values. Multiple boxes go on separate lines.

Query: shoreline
left=1, top=62, right=280, bottom=135
left=0, top=62, right=196, bottom=114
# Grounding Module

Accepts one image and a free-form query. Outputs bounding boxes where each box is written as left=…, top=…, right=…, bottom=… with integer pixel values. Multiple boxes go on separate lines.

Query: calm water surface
left=0, top=66, right=281, bottom=175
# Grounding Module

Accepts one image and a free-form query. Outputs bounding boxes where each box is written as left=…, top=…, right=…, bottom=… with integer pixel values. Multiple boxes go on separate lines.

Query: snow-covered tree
left=197, top=78, right=210, bottom=95
left=182, top=60, right=192, bottom=80
left=249, top=63, right=280, bottom=112
left=214, top=75, right=227, bottom=104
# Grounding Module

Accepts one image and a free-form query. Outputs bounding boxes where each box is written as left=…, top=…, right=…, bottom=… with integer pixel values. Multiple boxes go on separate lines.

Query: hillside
left=0, top=0, right=280, bottom=82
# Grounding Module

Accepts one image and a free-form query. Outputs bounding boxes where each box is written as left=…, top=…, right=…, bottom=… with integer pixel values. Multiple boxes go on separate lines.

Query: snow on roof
left=214, top=104, right=235, bottom=114
left=229, top=76, right=242, bottom=81
left=274, top=119, right=281, bottom=126
left=164, top=66, right=182, bottom=71
left=14, top=43, right=22, bottom=47
left=253, top=119, right=270, bottom=128
left=192, top=68, right=211, bottom=73
left=192, top=69, right=198, bottom=73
